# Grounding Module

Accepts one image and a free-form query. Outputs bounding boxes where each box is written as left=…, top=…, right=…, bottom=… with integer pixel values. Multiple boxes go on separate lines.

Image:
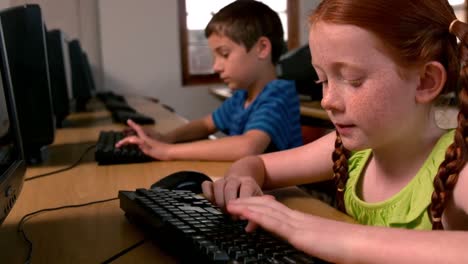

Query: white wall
left=8, top=0, right=103, bottom=90
left=98, top=0, right=321, bottom=120
left=0, top=0, right=10, bottom=10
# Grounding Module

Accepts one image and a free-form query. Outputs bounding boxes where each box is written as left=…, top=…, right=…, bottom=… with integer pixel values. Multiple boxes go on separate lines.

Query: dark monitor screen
left=69, top=39, right=92, bottom=112
left=46, top=29, right=71, bottom=127
left=0, top=19, right=26, bottom=225
left=82, top=52, right=96, bottom=93
left=0, top=4, right=55, bottom=164
left=276, top=45, right=322, bottom=100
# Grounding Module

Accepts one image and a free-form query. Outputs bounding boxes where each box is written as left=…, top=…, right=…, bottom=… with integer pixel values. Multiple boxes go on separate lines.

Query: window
left=449, top=0, right=467, bottom=21
left=178, top=0, right=299, bottom=85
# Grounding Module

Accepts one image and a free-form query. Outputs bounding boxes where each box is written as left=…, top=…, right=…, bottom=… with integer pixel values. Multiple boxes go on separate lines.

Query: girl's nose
left=321, top=82, right=344, bottom=113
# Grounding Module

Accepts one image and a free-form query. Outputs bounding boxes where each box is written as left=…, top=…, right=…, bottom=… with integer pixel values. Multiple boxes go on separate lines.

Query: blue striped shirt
left=212, top=79, right=303, bottom=151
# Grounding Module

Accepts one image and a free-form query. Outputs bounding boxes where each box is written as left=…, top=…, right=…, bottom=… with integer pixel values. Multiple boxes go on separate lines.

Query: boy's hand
left=201, top=176, right=263, bottom=212
left=115, top=119, right=172, bottom=160
left=123, top=119, right=165, bottom=141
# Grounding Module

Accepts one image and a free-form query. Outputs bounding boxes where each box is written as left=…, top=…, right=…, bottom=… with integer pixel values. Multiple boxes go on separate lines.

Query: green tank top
left=344, top=130, right=454, bottom=229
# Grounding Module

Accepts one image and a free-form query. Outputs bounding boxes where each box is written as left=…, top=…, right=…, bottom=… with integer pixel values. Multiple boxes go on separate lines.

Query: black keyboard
left=119, top=187, right=328, bottom=263
left=95, top=131, right=154, bottom=165
left=112, top=110, right=155, bottom=125
left=96, top=91, right=127, bottom=104
left=105, top=99, right=136, bottom=112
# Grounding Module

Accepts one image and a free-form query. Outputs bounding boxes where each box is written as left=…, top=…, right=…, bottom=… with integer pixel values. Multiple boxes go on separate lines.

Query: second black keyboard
left=119, top=187, right=329, bottom=263
left=112, top=110, right=155, bottom=125
left=95, top=131, right=154, bottom=165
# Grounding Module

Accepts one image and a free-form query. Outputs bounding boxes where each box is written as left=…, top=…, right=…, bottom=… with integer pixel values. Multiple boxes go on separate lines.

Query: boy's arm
left=162, top=115, right=217, bottom=143
left=165, top=129, right=271, bottom=161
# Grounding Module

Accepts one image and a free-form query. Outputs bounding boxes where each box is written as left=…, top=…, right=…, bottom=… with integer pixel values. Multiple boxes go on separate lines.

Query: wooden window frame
left=178, top=0, right=299, bottom=86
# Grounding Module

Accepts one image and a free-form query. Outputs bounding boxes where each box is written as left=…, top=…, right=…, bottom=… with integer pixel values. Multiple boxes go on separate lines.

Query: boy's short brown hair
left=205, top=0, right=285, bottom=64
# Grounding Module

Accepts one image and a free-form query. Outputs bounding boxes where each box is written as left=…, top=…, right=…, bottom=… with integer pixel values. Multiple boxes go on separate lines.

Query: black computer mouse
left=150, top=170, right=212, bottom=194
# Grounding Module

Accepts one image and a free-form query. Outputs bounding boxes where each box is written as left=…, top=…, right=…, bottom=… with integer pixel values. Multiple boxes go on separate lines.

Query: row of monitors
left=0, top=4, right=95, bottom=224
left=4, top=4, right=96, bottom=163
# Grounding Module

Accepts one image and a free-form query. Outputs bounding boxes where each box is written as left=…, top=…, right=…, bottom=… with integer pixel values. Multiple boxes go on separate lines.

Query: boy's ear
left=415, top=61, right=447, bottom=104
left=255, top=36, right=272, bottom=60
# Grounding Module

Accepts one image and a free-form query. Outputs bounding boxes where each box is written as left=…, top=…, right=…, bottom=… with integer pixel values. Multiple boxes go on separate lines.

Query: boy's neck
left=245, top=64, right=277, bottom=106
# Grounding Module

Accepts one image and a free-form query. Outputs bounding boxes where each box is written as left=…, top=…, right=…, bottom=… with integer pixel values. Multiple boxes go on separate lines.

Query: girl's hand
left=226, top=195, right=322, bottom=256
left=201, top=176, right=263, bottom=212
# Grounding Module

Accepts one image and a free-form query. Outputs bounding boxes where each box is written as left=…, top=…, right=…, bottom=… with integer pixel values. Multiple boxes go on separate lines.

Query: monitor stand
left=26, top=145, right=49, bottom=165
left=75, top=97, right=90, bottom=112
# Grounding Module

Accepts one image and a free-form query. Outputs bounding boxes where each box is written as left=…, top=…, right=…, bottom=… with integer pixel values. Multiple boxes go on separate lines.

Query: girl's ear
left=415, top=61, right=447, bottom=104
left=255, top=36, right=272, bottom=60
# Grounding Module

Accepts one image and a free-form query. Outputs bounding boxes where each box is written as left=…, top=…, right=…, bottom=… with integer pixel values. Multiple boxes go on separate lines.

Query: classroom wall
left=0, top=0, right=10, bottom=10
left=98, top=0, right=321, bottom=120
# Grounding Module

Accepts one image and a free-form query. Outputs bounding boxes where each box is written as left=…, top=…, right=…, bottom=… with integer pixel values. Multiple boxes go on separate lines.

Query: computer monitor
left=0, top=19, right=26, bottom=225
left=46, top=29, right=72, bottom=128
left=276, top=44, right=322, bottom=100
left=82, top=52, right=96, bottom=93
left=69, top=39, right=92, bottom=112
left=0, top=4, right=55, bottom=164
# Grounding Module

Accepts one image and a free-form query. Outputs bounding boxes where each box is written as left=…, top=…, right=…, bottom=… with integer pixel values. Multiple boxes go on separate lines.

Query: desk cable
left=18, top=196, right=119, bottom=264
left=101, top=238, right=147, bottom=264
left=25, top=144, right=96, bottom=182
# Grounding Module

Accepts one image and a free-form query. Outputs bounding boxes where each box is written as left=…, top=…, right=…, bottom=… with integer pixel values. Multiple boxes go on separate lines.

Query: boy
left=116, top=1, right=302, bottom=161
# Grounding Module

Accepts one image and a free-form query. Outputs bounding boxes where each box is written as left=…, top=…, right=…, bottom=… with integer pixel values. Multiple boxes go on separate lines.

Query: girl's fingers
left=224, top=179, right=242, bottom=207
left=230, top=204, right=293, bottom=239
left=201, top=181, right=214, bottom=202
left=212, top=179, right=228, bottom=209
left=227, top=196, right=301, bottom=239
left=238, top=182, right=262, bottom=198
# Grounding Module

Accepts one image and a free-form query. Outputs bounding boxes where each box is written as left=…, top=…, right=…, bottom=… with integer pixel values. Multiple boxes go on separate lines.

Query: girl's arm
left=260, top=130, right=336, bottom=189
left=202, top=131, right=336, bottom=209
left=227, top=196, right=468, bottom=264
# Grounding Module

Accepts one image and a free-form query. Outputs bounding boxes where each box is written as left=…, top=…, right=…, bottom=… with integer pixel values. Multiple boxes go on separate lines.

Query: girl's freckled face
left=310, top=22, right=421, bottom=150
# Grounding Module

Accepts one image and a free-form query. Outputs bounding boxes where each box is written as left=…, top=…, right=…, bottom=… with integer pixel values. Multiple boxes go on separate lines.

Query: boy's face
left=310, top=22, right=423, bottom=151
left=207, top=33, right=261, bottom=91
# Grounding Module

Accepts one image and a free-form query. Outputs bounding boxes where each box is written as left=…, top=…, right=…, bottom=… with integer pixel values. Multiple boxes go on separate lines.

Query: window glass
left=449, top=0, right=466, bottom=22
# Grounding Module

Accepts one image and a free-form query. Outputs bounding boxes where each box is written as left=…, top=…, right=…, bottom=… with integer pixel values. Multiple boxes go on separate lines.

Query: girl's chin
left=341, top=138, right=367, bottom=151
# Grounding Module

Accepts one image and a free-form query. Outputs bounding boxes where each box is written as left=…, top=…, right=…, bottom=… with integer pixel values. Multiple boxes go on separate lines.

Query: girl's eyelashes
left=344, top=78, right=363, bottom=87
left=314, top=79, right=328, bottom=85
left=314, top=78, right=363, bottom=87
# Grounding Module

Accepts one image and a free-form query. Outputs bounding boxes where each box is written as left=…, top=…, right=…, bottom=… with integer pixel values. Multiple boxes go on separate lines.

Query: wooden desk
left=0, top=96, right=351, bottom=264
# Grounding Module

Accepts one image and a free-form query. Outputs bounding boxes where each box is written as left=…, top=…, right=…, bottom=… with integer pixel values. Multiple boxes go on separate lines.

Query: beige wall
left=0, top=1, right=10, bottom=10
left=9, top=0, right=102, bottom=89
